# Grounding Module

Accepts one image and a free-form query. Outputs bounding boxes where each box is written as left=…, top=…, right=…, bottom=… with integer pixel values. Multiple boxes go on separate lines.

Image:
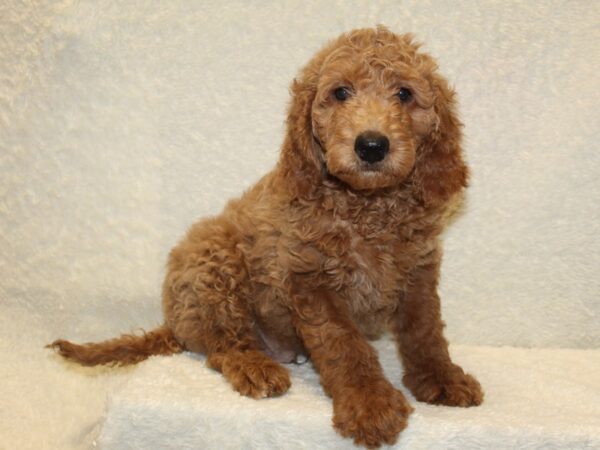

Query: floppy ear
left=277, top=63, right=324, bottom=198
left=411, top=76, right=468, bottom=206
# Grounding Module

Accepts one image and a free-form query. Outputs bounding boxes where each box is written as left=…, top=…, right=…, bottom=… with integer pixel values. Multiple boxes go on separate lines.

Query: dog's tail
left=47, top=324, right=184, bottom=367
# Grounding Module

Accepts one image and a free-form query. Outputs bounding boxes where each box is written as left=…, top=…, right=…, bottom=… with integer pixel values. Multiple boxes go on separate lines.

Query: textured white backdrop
left=0, top=1, right=599, bottom=448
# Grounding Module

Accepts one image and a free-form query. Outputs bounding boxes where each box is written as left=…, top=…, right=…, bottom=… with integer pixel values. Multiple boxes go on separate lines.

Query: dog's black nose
left=354, top=132, right=389, bottom=164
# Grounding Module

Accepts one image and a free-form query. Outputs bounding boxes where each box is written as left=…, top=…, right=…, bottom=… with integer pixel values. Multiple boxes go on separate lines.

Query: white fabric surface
left=1, top=1, right=599, bottom=449
left=98, top=339, right=600, bottom=450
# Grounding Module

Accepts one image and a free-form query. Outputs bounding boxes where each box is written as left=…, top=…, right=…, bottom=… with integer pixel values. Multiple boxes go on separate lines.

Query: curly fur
left=50, top=26, right=483, bottom=448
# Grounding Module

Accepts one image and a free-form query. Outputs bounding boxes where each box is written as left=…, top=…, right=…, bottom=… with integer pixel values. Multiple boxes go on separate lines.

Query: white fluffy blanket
left=98, top=339, right=600, bottom=449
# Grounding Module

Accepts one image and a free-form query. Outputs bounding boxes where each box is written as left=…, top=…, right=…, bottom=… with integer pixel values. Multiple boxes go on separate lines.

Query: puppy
left=50, top=26, right=483, bottom=448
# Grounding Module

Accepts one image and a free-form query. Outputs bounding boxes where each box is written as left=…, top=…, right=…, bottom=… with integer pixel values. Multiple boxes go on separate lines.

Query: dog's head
left=281, top=26, right=467, bottom=204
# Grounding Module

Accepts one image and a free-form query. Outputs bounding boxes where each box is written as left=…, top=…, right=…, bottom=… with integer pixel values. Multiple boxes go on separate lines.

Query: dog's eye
left=333, top=87, right=351, bottom=102
left=397, top=87, right=413, bottom=103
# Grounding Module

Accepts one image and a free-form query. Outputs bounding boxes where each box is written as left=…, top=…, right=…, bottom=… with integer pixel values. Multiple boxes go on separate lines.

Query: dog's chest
left=245, top=195, right=442, bottom=337
left=334, top=220, right=429, bottom=291
left=298, top=210, right=436, bottom=337
left=303, top=203, right=440, bottom=311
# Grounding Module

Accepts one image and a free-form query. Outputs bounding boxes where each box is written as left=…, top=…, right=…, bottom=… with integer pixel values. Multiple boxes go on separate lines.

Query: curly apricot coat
left=50, top=26, right=483, bottom=448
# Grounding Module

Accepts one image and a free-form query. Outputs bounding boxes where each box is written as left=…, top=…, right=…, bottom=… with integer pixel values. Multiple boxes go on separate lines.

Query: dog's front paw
left=332, top=379, right=413, bottom=448
left=404, top=364, right=483, bottom=407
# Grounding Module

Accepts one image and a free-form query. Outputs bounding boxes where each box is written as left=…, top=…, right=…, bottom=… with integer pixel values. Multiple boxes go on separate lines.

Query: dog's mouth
left=326, top=163, right=399, bottom=191
left=358, top=160, right=385, bottom=172
left=335, top=163, right=388, bottom=180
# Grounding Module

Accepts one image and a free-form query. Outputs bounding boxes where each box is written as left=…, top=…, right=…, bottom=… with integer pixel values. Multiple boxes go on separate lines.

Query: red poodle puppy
left=51, top=26, right=483, bottom=448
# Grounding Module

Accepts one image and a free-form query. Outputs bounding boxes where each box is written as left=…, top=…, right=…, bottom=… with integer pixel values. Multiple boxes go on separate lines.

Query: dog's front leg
left=392, top=249, right=483, bottom=407
left=291, top=288, right=412, bottom=448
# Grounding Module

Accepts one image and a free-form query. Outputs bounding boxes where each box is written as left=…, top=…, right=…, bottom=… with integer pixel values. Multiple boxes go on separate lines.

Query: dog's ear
left=278, top=65, right=323, bottom=198
left=287, top=76, right=320, bottom=168
left=411, top=76, right=468, bottom=206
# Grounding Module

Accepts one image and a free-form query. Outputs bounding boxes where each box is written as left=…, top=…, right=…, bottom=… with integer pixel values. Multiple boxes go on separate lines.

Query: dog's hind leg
left=169, top=283, right=291, bottom=399
left=162, top=218, right=291, bottom=399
